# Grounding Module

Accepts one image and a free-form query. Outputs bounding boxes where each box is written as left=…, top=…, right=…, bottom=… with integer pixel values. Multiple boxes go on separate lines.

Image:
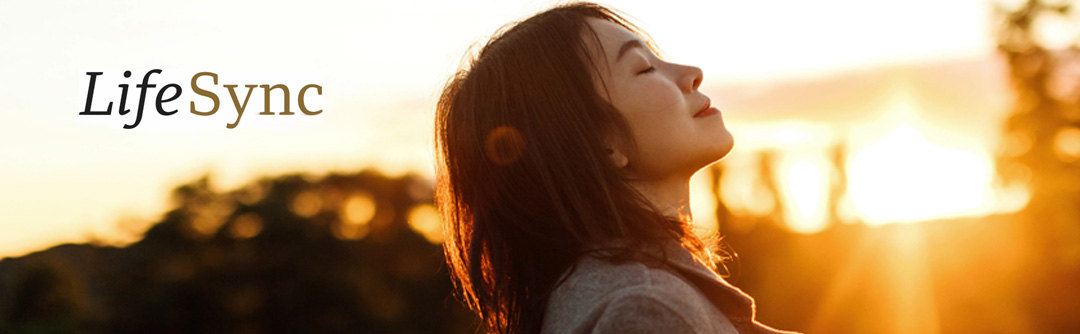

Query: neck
left=630, top=175, right=692, bottom=222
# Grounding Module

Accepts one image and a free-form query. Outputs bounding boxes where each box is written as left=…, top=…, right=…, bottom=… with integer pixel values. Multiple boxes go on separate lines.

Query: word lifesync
left=80, top=70, right=323, bottom=129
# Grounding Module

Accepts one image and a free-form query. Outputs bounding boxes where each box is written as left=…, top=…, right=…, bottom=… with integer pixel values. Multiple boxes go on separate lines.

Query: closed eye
left=637, top=66, right=655, bottom=75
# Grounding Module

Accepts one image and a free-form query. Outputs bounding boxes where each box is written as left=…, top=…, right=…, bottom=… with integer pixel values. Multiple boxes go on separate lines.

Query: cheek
left=615, top=82, right=693, bottom=161
left=619, top=102, right=686, bottom=158
left=616, top=84, right=683, bottom=135
left=618, top=79, right=681, bottom=114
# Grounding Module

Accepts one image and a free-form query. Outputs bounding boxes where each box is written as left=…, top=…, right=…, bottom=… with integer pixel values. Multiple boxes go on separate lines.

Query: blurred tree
left=5, top=264, right=84, bottom=333
left=709, top=150, right=787, bottom=233
left=708, top=163, right=733, bottom=236
left=993, top=0, right=1080, bottom=265
left=826, top=141, right=853, bottom=226
left=0, top=170, right=478, bottom=334
left=994, top=1, right=1080, bottom=332
left=757, top=150, right=786, bottom=229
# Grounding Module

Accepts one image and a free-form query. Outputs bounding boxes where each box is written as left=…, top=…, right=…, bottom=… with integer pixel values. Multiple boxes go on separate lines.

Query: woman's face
left=583, top=18, right=734, bottom=181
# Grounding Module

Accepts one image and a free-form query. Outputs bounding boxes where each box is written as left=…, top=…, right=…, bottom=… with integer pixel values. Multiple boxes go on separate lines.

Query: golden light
left=718, top=153, right=778, bottom=218
left=1054, top=127, right=1080, bottom=162
left=289, top=190, right=322, bottom=218
left=228, top=213, right=264, bottom=239
left=690, top=168, right=720, bottom=235
left=848, top=124, right=993, bottom=225
left=407, top=204, right=443, bottom=244
left=334, top=193, right=376, bottom=240
left=341, top=192, right=377, bottom=225
left=782, top=159, right=830, bottom=233
left=886, top=226, right=942, bottom=334
left=234, top=180, right=270, bottom=205
left=720, top=122, right=836, bottom=225
left=190, top=200, right=237, bottom=237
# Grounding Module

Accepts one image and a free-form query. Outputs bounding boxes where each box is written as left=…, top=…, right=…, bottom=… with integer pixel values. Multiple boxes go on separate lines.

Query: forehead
left=582, top=18, right=642, bottom=63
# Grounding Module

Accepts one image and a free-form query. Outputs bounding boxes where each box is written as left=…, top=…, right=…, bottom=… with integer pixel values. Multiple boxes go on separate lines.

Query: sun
left=847, top=124, right=994, bottom=225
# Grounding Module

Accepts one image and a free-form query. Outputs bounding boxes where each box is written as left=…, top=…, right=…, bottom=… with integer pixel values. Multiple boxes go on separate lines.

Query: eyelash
left=637, top=66, right=655, bottom=75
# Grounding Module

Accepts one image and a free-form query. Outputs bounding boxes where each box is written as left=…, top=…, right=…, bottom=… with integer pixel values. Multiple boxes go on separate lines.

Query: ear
left=606, top=147, right=629, bottom=169
left=603, top=133, right=630, bottom=169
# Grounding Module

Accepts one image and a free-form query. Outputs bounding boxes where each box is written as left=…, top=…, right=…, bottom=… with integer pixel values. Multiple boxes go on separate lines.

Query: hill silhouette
left=0, top=170, right=478, bottom=334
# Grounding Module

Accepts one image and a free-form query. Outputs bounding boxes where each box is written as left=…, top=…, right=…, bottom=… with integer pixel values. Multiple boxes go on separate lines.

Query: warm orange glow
left=407, top=204, right=443, bottom=244
left=848, top=125, right=993, bottom=225
left=341, top=193, right=377, bottom=225
left=0, top=0, right=1002, bottom=259
left=1054, top=127, right=1080, bottom=162
left=191, top=200, right=237, bottom=236
left=290, top=191, right=323, bottom=218
left=690, top=169, right=719, bottom=235
left=782, top=159, right=830, bottom=233
left=715, top=113, right=1022, bottom=232
left=334, top=193, right=376, bottom=240
left=717, top=154, right=778, bottom=218
left=886, top=227, right=942, bottom=334
left=228, top=213, right=264, bottom=239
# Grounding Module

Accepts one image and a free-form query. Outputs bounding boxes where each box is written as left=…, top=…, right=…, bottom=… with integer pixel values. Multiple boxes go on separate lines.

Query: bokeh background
left=1, top=0, right=1078, bottom=333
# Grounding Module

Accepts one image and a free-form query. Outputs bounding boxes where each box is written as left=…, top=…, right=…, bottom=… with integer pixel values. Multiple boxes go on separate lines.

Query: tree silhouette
left=708, top=163, right=733, bottom=236
left=993, top=0, right=1080, bottom=265
left=0, top=170, right=478, bottom=334
left=826, top=140, right=853, bottom=227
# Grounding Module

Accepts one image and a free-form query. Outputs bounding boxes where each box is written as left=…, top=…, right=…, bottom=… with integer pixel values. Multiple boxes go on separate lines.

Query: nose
left=677, top=63, right=704, bottom=93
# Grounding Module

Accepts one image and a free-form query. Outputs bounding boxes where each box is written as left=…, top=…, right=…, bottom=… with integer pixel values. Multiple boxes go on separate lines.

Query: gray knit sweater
left=540, top=239, right=800, bottom=334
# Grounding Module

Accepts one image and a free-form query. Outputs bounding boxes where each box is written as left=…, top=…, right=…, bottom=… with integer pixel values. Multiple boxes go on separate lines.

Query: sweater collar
left=611, top=237, right=801, bottom=334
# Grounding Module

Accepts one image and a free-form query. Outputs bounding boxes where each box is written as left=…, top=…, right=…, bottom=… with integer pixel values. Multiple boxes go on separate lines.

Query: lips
left=693, top=98, right=718, bottom=118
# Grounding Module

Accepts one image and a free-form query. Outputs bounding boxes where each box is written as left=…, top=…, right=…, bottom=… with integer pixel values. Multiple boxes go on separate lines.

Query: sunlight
left=722, top=122, right=835, bottom=226
left=848, top=125, right=993, bottom=225
left=290, top=190, right=323, bottom=218
left=690, top=169, right=719, bottom=235
left=407, top=204, right=443, bottom=244
left=885, top=226, right=941, bottom=334
left=782, top=159, right=830, bottom=233
left=334, top=192, right=376, bottom=240
left=341, top=192, right=377, bottom=225
left=807, top=225, right=942, bottom=334
left=228, top=213, right=264, bottom=240
left=1054, top=127, right=1080, bottom=162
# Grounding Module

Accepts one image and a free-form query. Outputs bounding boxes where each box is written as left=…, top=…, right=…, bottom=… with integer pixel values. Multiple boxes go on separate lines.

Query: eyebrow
left=615, top=39, right=646, bottom=63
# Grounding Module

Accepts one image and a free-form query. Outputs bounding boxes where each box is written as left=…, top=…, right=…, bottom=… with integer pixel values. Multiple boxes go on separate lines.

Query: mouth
left=693, top=98, right=719, bottom=118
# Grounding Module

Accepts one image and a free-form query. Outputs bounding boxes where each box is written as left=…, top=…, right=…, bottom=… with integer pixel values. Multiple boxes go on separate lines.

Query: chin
left=712, top=131, right=735, bottom=161
left=706, top=145, right=733, bottom=167
left=672, top=131, right=736, bottom=176
left=688, top=140, right=734, bottom=174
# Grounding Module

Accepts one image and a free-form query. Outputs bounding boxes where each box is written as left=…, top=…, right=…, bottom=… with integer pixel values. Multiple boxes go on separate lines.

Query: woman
left=435, top=2, right=799, bottom=334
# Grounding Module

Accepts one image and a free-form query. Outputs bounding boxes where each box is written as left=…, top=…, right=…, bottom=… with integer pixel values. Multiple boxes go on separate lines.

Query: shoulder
left=541, top=255, right=737, bottom=334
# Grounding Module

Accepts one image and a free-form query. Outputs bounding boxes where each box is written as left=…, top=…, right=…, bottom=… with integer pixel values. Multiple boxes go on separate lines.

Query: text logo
left=80, top=69, right=323, bottom=129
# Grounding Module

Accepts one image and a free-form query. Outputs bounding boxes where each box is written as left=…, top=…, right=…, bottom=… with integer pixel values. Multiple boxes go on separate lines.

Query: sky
left=0, top=0, right=1003, bottom=258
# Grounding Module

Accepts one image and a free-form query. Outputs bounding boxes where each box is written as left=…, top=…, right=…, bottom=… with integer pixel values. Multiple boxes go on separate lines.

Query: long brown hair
left=434, top=2, right=720, bottom=333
